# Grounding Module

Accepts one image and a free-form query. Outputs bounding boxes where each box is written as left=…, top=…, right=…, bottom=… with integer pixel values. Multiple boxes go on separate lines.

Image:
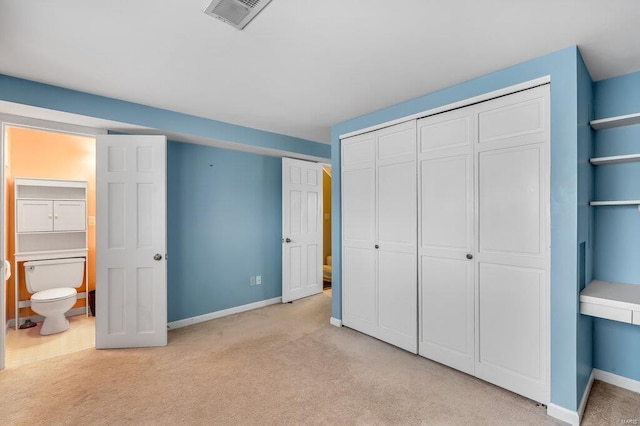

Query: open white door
left=0, top=124, right=6, bottom=370
left=96, top=135, right=167, bottom=349
left=282, top=158, right=323, bottom=303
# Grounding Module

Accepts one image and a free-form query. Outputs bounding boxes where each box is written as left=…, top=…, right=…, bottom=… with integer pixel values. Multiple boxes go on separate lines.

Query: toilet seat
left=31, top=287, right=77, bottom=303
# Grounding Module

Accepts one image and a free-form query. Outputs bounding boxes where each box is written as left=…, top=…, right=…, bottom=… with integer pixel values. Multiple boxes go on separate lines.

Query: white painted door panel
left=96, top=135, right=167, bottom=349
left=418, top=109, right=474, bottom=373
left=282, top=158, right=323, bottom=303
left=474, top=85, right=550, bottom=404
left=342, top=121, right=417, bottom=353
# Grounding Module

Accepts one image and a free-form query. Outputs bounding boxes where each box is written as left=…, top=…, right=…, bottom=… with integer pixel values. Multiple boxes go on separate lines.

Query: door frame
left=0, top=114, right=106, bottom=371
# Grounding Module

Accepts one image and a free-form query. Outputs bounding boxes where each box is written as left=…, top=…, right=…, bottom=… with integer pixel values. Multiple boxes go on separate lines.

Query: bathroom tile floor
left=5, top=314, right=95, bottom=369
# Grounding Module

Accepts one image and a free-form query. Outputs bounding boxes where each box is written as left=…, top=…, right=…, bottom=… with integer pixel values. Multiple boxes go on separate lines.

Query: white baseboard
left=7, top=307, right=88, bottom=328
left=547, top=403, right=579, bottom=426
left=578, top=370, right=595, bottom=421
left=167, top=297, right=282, bottom=330
left=330, top=317, right=342, bottom=327
left=594, top=368, right=640, bottom=394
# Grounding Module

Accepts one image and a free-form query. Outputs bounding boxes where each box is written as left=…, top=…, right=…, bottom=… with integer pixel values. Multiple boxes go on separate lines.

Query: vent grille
left=237, top=0, right=261, bottom=8
left=204, top=0, right=273, bottom=30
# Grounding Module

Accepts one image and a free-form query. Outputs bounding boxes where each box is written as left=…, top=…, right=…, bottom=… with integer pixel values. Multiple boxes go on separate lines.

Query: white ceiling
left=1, top=0, right=639, bottom=144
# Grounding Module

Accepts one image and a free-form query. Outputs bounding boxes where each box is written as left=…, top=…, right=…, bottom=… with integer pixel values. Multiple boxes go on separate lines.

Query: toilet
left=24, top=258, right=86, bottom=335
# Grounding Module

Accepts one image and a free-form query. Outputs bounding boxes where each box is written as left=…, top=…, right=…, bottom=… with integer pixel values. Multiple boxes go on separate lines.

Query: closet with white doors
left=341, top=120, right=417, bottom=353
left=342, top=84, right=550, bottom=404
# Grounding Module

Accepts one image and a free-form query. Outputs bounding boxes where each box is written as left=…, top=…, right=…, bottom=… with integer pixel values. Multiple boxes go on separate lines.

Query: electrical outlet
left=256, top=275, right=262, bottom=285
left=250, top=276, right=256, bottom=286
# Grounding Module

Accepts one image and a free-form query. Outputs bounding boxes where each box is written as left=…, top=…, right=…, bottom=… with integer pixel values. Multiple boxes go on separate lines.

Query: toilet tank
left=24, top=258, right=86, bottom=293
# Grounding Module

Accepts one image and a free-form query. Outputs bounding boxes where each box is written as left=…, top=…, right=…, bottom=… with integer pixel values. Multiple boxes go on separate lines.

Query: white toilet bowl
left=31, top=287, right=78, bottom=335
left=24, top=258, right=85, bottom=335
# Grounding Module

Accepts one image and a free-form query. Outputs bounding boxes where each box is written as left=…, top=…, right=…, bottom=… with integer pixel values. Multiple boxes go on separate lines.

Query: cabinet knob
left=466, top=254, right=473, bottom=260
left=375, top=244, right=379, bottom=249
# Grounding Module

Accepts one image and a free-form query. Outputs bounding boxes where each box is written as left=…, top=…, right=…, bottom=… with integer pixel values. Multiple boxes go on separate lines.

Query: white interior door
left=474, top=86, right=550, bottom=403
left=418, top=109, right=475, bottom=374
left=96, top=135, right=167, bottom=349
left=0, top=124, right=6, bottom=370
left=282, top=158, right=323, bottom=303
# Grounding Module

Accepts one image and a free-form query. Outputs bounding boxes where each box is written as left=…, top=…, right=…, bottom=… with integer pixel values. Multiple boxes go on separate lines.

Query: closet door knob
left=285, top=238, right=292, bottom=243
left=375, top=244, right=379, bottom=249
left=466, top=254, right=473, bottom=260
left=153, top=254, right=163, bottom=261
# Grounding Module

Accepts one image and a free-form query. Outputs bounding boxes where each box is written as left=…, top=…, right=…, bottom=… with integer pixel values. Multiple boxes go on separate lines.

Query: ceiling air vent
left=204, top=0, right=274, bottom=30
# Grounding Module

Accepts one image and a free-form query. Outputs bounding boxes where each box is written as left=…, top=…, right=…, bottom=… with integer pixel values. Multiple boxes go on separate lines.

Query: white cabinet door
left=342, top=121, right=417, bottom=353
left=281, top=158, right=323, bottom=303
left=96, top=135, right=167, bottom=349
left=53, top=200, right=86, bottom=231
left=418, top=109, right=475, bottom=374
left=474, top=86, right=550, bottom=404
left=16, top=200, right=53, bottom=232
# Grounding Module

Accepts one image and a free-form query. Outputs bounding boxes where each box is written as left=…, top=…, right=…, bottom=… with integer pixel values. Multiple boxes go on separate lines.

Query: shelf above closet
left=580, top=280, right=640, bottom=325
left=590, top=112, right=640, bottom=130
left=590, top=153, right=640, bottom=165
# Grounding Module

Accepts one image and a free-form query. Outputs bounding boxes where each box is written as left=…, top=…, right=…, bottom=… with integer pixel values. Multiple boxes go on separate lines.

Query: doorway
left=3, top=124, right=97, bottom=368
left=322, top=165, right=332, bottom=293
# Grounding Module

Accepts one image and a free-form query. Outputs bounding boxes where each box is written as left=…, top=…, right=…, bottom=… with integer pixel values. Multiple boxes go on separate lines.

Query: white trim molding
left=167, top=297, right=281, bottom=330
left=578, top=370, right=595, bottom=421
left=547, top=403, right=579, bottom=426
left=594, top=368, right=640, bottom=394
left=339, top=76, right=551, bottom=140
left=330, top=317, right=342, bottom=327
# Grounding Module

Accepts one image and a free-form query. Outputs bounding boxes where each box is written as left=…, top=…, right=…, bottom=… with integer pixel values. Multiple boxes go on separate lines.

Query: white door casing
left=282, top=158, right=323, bottom=303
left=342, top=120, right=417, bottom=353
left=96, top=135, right=167, bottom=349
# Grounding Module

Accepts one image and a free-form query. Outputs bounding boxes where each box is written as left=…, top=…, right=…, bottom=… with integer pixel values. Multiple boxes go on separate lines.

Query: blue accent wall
left=331, top=46, right=582, bottom=410
left=576, top=51, right=594, bottom=403
left=0, top=74, right=330, bottom=159
left=592, top=70, right=640, bottom=382
left=167, top=141, right=282, bottom=322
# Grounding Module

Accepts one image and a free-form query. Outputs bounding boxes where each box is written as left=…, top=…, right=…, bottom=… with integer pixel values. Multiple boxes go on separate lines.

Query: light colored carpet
left=1, top=292, right=638, bottom=425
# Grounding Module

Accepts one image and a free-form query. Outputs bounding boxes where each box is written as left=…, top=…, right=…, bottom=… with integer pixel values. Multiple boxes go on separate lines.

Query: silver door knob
left=154, top=254, right=163, bottom=261
left=285, top=238, right=292, bottom=243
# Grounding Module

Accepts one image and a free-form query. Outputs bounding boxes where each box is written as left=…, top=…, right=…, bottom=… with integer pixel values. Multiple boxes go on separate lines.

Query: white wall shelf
left=580, top=280, right=640, bottom=325
left=590, top=153, right=640, bottom=165
left=590, top=112, right=640, bottom=130
left=589, top=200, right=640, bottom=206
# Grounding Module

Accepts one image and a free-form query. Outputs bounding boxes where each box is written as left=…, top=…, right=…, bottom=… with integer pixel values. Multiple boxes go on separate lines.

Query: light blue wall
left=576, top=51, right=594, bottom=402
left=592, top=70, right=640, bottom=382
left=0, top=74, right=330, bottom=159
left=167, top=141, right=282, bottom=322
left=331, top=47, right=582, bottom=410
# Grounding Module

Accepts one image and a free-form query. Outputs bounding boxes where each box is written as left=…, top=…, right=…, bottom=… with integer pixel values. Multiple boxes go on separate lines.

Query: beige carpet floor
left=1, top=292, right=638, bottom=425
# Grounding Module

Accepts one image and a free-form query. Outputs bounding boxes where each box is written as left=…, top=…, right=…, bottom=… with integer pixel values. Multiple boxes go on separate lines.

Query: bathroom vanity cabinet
left=13, top=178, right=89, bottom=329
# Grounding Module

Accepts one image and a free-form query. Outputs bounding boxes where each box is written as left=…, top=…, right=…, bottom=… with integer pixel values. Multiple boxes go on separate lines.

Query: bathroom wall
left=5, top=126, right=96, bottom=320
left=322, top=167, right=331, bottom=264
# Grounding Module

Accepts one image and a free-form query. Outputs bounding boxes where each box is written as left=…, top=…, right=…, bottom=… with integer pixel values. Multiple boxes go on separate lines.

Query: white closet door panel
left=420, top=256, right=474, bottom=373
left=343, top=133, right=375, bottom=169
left=419, top=114, right=471, bottom=155
left=377, top=120, right=416, bottom=165
left=53, top=200, right=86, bottom=231
left=478, top=145, right=542, bottom=254
left=476, top=263, right=547, bottom=398
left=342, top=246, right=376, bottom=326
left=478, top=90, right=546, bottom=144
left=17, top=200, right=53, bottom=232
left=378, top=161, right=416, bottom=252
left=378, top=250, right=417, bottom=352
left=420, top=156, right=472, bottom=253
left=342, top=168, right=375, bottom=248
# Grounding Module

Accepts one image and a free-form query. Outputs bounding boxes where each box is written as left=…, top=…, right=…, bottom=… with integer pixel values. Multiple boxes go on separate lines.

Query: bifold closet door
left=418, top=109, right=475, bottom=374
left=474, top=85, right=550, bottom=403
left=342, top=121, right=417, bottom=353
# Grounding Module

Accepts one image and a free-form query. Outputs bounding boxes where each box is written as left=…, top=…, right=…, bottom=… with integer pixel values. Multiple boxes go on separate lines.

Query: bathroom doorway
left=321, top=165, right=332, bottom=294
left=3, top=123, right=97, bottom=368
